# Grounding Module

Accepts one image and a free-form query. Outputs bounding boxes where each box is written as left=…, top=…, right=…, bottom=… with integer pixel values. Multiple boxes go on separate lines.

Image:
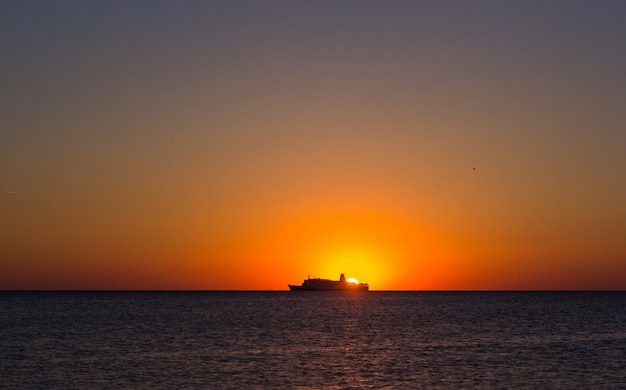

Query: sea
left=1, top=291, right=625, bottom=389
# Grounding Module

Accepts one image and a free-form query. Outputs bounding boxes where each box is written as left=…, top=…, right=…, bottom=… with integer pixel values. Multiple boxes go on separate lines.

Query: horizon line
left=2, top=289, right=625, bottom=293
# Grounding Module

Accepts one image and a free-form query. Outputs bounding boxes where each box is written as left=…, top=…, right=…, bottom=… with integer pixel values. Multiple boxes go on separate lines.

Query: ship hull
left=288, top=284, right=369, bottom=291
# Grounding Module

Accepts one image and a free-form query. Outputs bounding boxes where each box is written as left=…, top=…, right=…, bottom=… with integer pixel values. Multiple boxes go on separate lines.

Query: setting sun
left=346, top=277, right=359, bottom=284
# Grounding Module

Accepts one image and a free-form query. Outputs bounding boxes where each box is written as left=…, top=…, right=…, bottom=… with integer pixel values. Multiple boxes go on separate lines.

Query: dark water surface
left=2, top=292, right=625, bottom=388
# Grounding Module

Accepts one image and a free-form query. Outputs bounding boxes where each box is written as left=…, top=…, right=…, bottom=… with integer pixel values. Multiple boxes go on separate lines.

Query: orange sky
left=1, top=2, right=625, bottom=290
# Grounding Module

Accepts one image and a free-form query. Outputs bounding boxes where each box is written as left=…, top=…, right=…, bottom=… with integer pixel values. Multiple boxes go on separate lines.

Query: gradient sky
left=2, top=1, right=625, bottom=290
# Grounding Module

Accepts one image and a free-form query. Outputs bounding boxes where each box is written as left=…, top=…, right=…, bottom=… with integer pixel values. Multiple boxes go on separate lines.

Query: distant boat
left=288, top=273, right=369, bottom=291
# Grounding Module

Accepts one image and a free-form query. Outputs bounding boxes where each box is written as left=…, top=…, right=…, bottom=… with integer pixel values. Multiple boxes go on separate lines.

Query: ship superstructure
left=288, top=273, right=369, bottom=291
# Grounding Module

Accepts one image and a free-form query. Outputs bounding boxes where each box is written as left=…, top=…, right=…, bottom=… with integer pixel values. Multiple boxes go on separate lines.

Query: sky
left=1, top=1, right=625, bottom=290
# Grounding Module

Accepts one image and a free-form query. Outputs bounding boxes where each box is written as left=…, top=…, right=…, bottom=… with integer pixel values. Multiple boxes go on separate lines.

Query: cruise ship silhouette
left=288, top=273, right=369, bottom=291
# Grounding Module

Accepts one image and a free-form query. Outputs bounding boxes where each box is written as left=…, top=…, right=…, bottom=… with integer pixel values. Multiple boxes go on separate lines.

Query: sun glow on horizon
left=346, top=277, right=359, bottom=284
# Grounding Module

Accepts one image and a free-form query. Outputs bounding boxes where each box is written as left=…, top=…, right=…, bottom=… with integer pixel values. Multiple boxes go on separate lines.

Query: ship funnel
left=339, top=273, right=346, bottom=282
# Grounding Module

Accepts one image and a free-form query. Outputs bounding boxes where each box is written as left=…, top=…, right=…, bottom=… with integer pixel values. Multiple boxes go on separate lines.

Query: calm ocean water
left=1, top=291, right=625, bottom=389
